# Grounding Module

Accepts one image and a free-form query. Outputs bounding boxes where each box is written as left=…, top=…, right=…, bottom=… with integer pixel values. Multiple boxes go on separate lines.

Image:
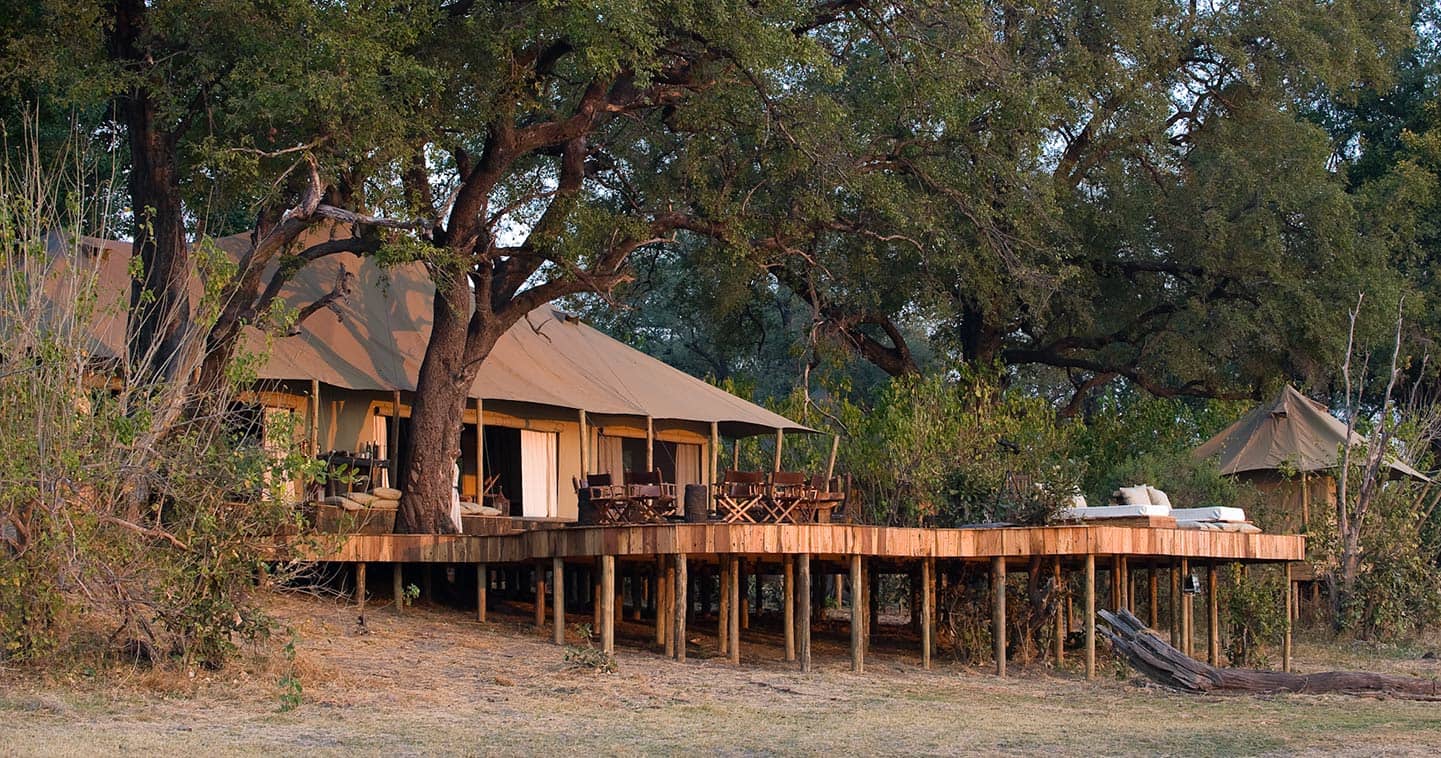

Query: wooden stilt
left=718, top=559, right=730, bottom=656
left=783, top=556, right=796, bottom=662
left=850, top=554, right=864, bottom=672
left=535, top=563, right=546, bottom=629
left=552, top=557, right=565, bottom=645
left=1169, top=560, right=1181, bottom=648
left=739, top=559, right=750, bottom=631
left=1085, top=554, right=1096, bottom=680
left=655, top=557, right=667, bottom=648
left=1207, top=561, right=1220, bottom=666
left=799, top=554, right=812, bottom=672
left=394, top=563, right=404, bottom=615
left=600, top=555, right=616, bottom=655
left=728, top=555, right=741, bottom=665
left=922, top=557, right=934, bottom=670
left=1283, top=562, right=1293, bottom=673
left=356, top=562, right=367, bottom=616
left=1180, top=557, right=1192, bottom=657
left=1052, top=557, right=1064, bottom=664
left=593, top=559, right=602, bottom=629
left=1148, top=567, right=1159, bottom=629
left=673, top=554, right=688, bottom=662
left=476, top=563, right=487, bottom=623
left=992, top=556, right=1006, bottom=677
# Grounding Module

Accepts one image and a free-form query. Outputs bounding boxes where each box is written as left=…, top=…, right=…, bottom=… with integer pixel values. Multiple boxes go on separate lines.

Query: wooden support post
left=1148, top=568, right=1159, bottom=629
left=673, top=554, right=688, bottom=662
left=728, top=555, right=741, bottom=665
left=578, top=409, right=588, bottom=473
left=1283, top=562, right=1293, bottom=673
left=1120, top=556, right=1130, bottom=612
left=922, top=557, right=934, bottom=670
left=739, top=559, right=750, bottom=631
left=476, top=563, right=487, bottom=623
left=992, top=556, right=1007, bottom=677
left=1169, top=560, right=1181, bottom=648
left=799, top=554, right=812, bottom=672
left=600, top=555, right=616, bottom=655
left=552, top=557, right=565, bottom=645
left=476, top=396, right=484, bottom=496
left=825, top=434, right=840, bottom=480
left=710, top=421, right=721, bottom=513
left=655, top=557, right=667, bottom=648
left=356, top=562, right=367, bottom=615
left=732, top=437, right=740, bottom=470
left=1180, top=557, right=1192, bottom=657
left=1052, top=557, right=1064, bottom=664
left=783, top=556, right=796, bottom=662
left=309, top=379, right=320, bottom=455
left=1110, top=556, right=1122, bottom=611
left=393, top=563, right=404, bottom=615
left=645, top=415, right=655, bottom=471
left=391, top=391, right=402, bottom=488
left=718, top=559, right=730, bottom=656
left=1207, top=561, right=1220, bottom=666
left=773, top=429, right=784, bottom=472
left=850, top=554, right=864, bottom=673
left=535, top=563, right=546, bottom=629
left=1085, top=554, right=1096, bottom=680
left=593, top=559, right=602, bottom=629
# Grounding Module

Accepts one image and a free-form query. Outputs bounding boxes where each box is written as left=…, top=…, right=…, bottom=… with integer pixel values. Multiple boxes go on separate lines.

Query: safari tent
left=1193, top=384, right=1429, bottom=532
left=46, top=233, right=811, bottom=520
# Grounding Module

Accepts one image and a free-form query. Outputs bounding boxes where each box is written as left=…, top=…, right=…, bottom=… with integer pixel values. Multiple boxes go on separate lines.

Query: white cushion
left=1059, top=504, right=1171, bottom=520
left=372, top=486, right=403, bottom=500
left=1069, top=493, right=1088, bottom=508
left=1176, top=519, right=1260, bottom=533
left=1171, top=506, right=1247, bottom=523
left=1145, top=486, right=1172, bottom=508
left=348, top=492, right=377, bottom=506
left=368, top=498, right=400, bottom=511
left=322, top=495, right=364, bottom=512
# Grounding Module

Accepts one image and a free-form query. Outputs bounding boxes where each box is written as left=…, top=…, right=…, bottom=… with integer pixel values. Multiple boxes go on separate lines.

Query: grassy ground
left=3, top=590, right=1440, bottom=757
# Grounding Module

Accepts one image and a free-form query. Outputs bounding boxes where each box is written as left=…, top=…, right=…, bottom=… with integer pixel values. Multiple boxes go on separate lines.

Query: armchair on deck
left=715, top=471, right=766, bottom=523
left=623, top=470, right=678, bottom=522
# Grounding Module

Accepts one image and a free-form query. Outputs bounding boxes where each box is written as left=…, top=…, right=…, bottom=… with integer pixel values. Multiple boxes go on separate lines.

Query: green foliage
left=562, top=623, right=617, bottom=673
left=276, top=633, right=303, bottom=712
left=1222, top=564, right=1286, bottom=668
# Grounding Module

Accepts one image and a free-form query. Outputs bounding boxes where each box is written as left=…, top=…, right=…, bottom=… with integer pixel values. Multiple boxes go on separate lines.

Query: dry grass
left=4, top=589, right=1441, bottom=757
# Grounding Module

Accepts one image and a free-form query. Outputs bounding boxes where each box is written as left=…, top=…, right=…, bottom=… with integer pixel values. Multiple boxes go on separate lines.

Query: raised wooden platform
left=296, top=522, right=1304, bottom=565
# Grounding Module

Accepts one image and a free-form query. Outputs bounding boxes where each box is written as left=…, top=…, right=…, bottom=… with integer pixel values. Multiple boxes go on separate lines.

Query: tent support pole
left=774, top=429, right=783, bottom=472
left=825, top=435, right=839, bottom=480
left=646, top=415, right=655, bottom=471
left=578, top=409, right=588, bottom=474
left=390, top=390, right=401, bottom=488
left=309, top=379, right=321, bottom=455
left=710, top=422, right=720, bottom=512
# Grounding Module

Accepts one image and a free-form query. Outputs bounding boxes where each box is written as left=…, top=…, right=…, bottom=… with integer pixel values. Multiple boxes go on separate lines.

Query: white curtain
left=674, top=442, right=702, bottom=488
left=520, top=429, right=558, bottom=517
left=596, top=434, right=624, bottom=478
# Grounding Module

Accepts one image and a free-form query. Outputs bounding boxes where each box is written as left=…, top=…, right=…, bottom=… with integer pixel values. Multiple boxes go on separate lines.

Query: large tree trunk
left=1101, top=608, right=1441, bottom=700
left=112, top=0, right=190, bottom=383
left=395, top=270, right=505, bottom=533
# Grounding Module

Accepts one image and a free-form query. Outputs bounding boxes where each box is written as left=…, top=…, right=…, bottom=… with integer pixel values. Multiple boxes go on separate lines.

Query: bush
left=0, top=131, right=306, bottom=669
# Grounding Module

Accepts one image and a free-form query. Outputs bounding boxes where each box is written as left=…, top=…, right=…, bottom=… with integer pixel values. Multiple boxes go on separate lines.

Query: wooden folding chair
left=766, top=471, right=810, bottom=523
left=623, top=470, right=678, bottom=523
left=575, top=473, right=627, bottom=524
left=715, top=471, right=766, bottom=523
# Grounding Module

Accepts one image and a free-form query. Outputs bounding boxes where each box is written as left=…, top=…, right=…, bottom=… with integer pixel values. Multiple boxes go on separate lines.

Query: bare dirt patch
left=4, top=590, right=1441, bottom=756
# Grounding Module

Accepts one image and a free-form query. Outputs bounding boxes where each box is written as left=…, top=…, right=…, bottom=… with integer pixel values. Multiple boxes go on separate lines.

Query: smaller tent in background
left=1193, top=384, right=1430, bottom=533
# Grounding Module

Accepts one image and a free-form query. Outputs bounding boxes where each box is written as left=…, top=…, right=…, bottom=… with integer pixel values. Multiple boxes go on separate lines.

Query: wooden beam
left=1283, top=562, right=1293, bottom=673
left=655, top=557, right=667, bottom=648
left=1207, top=561, right=1220, bottom=666
left=601, top=555, right=616, bottom=655
left=825, top=434, right=840, bottom=480
left=673, top=554, right=688, bottom=662
left=1085, top=554, right=1096, bottom=679
left=593, top=559, right=602, bottom=629
left=1169, top=560, right=1181, bottom=648
left=1052, top=557, right=1063, bottom=664
left=850, top=554, right=864, bottom=673
left=552, top=557, right=565, bottom=645
left=992, top=556, right=1007, bottom=677
left=476, top=563, right=487, bottom=623
left=922, top=557, right=934, bottom=670
left=773, top=429, right=784, bottom=472
left=356, top=562, right=367, bottom=616
left=718, top=559, right=730, bottom=656
left=393, top=563, right=404, bottom=615
left=739, top=559, right=750, bottom=630
left=783, top=556, right=796, bottom=662
left=799, top=553, right=812, bottom=672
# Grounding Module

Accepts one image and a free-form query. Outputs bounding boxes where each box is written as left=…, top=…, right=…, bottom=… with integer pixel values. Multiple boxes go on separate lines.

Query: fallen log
left=1099, top=608, right=1441, bottom=700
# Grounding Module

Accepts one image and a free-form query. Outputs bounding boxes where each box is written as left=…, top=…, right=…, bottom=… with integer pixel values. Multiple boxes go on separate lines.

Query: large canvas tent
left=41, top=232, right=812, bottom=518
left=1193, top=384, right=1429, bottom=531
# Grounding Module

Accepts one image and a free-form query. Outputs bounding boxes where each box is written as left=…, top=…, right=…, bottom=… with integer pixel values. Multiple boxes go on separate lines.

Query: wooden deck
left=298, top=522, right=1305, bottom=565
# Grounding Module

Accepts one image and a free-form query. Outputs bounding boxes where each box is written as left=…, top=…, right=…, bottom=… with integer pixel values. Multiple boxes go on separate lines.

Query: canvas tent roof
left=43, top=233, right=810, bottom=436
left=1193, top=384, right=1428, bottom=481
